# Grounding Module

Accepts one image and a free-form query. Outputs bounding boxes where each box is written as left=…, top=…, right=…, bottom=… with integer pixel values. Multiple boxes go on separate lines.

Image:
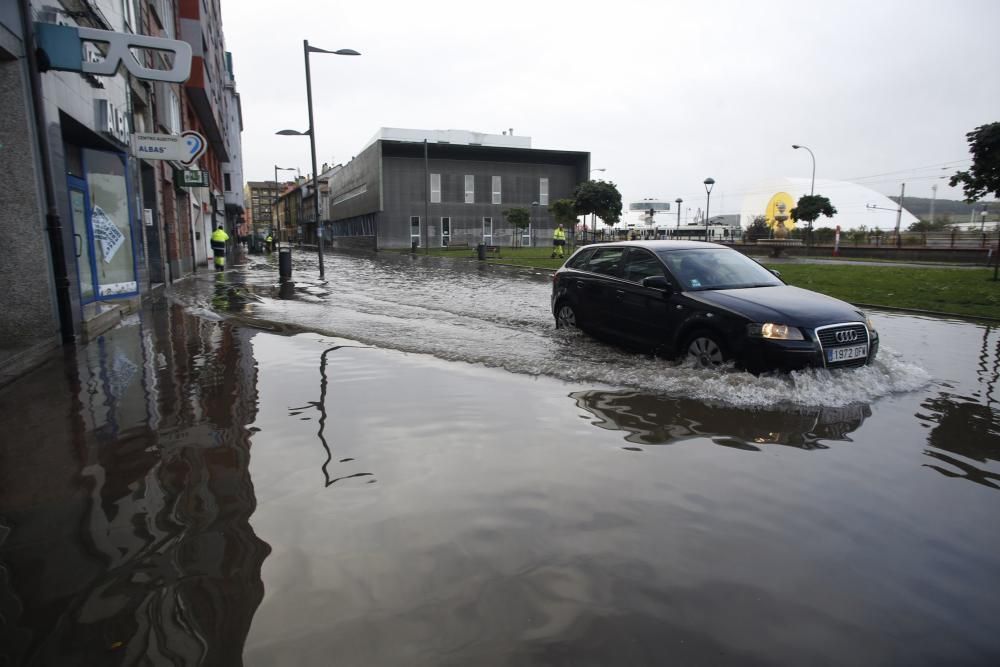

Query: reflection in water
left=916, top=324, right=1000, bottom=490
left=289, top=344, right=375, bottom=487
left=0, top=302, right=270, bottom=665
left=572, top=390, right=870, bottom=450
left=918, top=392, right=1000, bottom=490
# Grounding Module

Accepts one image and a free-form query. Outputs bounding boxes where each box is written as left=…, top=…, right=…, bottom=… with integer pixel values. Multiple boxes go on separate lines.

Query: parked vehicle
left=551, top=241, right=879, bottom=373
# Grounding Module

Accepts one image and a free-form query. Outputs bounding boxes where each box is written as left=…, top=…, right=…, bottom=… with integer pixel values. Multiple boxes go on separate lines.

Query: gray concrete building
left=324, top=128, right=590, bottom=250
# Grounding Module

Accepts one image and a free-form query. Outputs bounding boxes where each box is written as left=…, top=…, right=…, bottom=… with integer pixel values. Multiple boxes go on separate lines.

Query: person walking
left=210, top=225, right=229, bottom=272
left=265, top=232, right=274, bottom=253
left=551, top=223, right=567, bottom=259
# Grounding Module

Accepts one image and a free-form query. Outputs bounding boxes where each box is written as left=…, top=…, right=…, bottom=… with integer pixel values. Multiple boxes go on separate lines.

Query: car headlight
left=858, top=311, right=877, bottom=335
left=748, top=323, right=805, bottom=340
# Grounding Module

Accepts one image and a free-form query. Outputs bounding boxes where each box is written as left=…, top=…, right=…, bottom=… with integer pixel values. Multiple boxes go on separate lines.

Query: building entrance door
left=67, top=177, right=96, bottom=304
left=441, top=217, right=451, bottom=246
left=67, top=148, right=139, bottom=302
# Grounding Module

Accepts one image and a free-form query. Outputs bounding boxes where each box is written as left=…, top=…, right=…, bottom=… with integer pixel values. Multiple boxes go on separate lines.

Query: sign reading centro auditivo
left=132, top=131, right=207, bottom=165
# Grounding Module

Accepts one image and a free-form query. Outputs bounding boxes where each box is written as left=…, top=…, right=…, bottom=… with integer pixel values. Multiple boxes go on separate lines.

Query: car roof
left=576, top=240, right=727, bottom=252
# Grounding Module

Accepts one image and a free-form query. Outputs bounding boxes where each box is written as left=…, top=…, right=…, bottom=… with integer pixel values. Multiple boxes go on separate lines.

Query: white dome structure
left=738, top=178, right=919, bottom=231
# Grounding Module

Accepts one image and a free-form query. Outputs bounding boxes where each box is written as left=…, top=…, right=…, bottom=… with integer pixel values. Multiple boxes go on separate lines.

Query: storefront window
left=84, top=149, right=137, bottom=297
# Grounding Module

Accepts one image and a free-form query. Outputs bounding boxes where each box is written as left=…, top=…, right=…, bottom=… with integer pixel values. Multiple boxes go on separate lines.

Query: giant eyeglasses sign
left=34, top=23, right=192, bottom=83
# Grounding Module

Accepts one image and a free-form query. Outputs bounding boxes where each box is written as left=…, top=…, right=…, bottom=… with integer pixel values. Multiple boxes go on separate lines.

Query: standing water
left=0, top=250, right=997, bottom=665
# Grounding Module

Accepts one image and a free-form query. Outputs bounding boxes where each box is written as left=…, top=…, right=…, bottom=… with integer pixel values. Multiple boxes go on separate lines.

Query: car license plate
left=827, top=344, right=868, bottom=362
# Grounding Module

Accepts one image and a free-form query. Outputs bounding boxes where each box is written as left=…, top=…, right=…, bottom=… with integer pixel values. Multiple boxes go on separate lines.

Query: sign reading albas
left=133, top=131, right=207, bottom=165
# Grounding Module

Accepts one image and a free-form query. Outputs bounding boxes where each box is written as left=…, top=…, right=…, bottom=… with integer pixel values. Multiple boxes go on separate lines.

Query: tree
left=744, top=215, right=770, bottom=241
left=950, top=122, right=1000, bottom=202
left=790, top=195, right=837, bottom=241
left=573, top=180, right=623, bottom=232
left=548, top=198, right=578, bottom=228
left=502, top=207, right=531, bottom=246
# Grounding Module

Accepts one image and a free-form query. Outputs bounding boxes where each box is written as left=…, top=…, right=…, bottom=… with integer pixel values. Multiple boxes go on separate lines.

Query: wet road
left=0, top=250, right=998, bottom=665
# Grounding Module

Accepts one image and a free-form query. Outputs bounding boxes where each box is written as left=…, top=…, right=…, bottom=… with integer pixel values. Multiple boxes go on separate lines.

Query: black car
left=551, top=241, right=879, bottom=373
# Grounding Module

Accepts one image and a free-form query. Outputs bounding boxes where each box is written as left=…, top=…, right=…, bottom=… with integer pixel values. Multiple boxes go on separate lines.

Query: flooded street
left=1, top=250, right=999, bottom=665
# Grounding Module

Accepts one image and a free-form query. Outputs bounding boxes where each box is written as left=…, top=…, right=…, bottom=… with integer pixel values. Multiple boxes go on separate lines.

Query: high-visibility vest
left=211, top=228, right=229, bottom=243
left=266, top=235, right=273, bottom=243
left=553, top=227, right=566, bottom=241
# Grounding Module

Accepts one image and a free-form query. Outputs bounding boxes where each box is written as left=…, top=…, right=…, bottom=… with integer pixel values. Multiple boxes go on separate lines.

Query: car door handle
left=615, top=289, right=625, bottom=300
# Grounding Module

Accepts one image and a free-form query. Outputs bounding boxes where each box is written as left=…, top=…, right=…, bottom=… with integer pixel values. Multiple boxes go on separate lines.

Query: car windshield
left=657, top=248, right=782, bottom=291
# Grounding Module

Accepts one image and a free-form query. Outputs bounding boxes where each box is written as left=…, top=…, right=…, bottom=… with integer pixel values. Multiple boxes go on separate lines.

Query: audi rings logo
left=835, top=330, right=860, bottom=343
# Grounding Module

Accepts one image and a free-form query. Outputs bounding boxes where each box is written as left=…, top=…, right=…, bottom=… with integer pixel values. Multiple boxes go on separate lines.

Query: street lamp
left=587, top=169, right=605, bottom=241
left=703, top=178, right=715, bottom=241
left=792, top=144, right=816, bottom=196
left=277, top=41, right=360, bottom=279
left=675, top=198, right=683, bottom=229
left=273, top=165, right=296, bottom=250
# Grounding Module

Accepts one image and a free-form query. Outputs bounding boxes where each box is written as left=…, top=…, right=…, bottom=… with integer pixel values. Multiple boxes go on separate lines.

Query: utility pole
left=929, top=184, right=937, bottom=227
left=423, top=139, right=429, bottom=253
left=894, top=182, right=905, bottom=248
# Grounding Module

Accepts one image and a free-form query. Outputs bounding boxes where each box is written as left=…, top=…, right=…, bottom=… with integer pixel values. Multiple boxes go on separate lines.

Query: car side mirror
left=770, top=269, right=782, bottom=278
left=642, top=275, right=673, bottom=294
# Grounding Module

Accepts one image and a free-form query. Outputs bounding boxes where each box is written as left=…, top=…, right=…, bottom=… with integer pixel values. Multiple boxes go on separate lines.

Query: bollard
left=278, top=247, right=292, bottom=279
left=411, top=240, right=418, bottom=253
left=477, top=243, right=486, bottom=261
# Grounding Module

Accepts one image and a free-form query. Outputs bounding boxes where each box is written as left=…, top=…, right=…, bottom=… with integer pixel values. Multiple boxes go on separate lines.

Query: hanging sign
left=175, top=169, right=210, bottom=188
left=34, top=23, right=192, bottom=83
left=133, top=131, right=206, bottom=165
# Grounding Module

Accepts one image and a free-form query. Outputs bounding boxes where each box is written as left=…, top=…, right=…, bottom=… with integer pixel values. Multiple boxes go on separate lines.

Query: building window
left=539, top=177, right=549, bottom=205
left=410, top=216, right=421, bottom=246
left=430, top=173, right=441, bottom=203
left=465, top=175, right=474, bottom=203
left=492, top=176, right=501, bottom=204
left=224, top=173, right=232, bottom=191
left=441, top=217, right=451, bottom=246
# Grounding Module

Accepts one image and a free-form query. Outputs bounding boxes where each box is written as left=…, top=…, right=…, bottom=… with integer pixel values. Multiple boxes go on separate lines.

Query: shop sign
left=175, top=169, right=210, bottom=188
left=34, top=23, right=192, bottom=84
left=132, top=131, right=206, bottom=165
left=97, top=100, right=130, bottom=146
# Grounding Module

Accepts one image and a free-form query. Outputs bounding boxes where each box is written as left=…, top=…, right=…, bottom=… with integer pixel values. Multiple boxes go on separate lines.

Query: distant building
left=245, top=181, right=281, bottom=235
left=319, top=128, right=590, bottom=249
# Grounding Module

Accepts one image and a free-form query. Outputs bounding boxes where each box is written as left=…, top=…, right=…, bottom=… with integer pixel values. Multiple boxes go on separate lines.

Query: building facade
left=323, top=128, right=590, bottom=250
left=0, top=0, right=244, bottom=383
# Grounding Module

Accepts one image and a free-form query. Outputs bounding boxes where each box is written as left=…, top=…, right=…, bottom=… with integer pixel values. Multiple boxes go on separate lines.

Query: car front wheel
left=555, top=302, right=578, bottom=329
left=685, top=331, right=728, bottom=368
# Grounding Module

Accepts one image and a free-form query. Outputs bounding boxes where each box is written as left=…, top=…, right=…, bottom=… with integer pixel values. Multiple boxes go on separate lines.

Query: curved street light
left=703, top=178, right=715, bottom=241
left=276, top=42, right=361, bottom=278
left=792, top=144, right=816, bottom=196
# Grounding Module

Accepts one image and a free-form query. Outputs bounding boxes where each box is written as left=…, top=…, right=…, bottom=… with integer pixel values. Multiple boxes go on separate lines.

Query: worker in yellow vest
left=551, top=223, right=567, bottom=259
left=210, top=225, right=229, bottom=271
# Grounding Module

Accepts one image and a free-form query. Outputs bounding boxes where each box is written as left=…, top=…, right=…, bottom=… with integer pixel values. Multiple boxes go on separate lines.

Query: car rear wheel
left=555, top=302, right=578, bottom=329
left=685, top=331, right=728, bottom=368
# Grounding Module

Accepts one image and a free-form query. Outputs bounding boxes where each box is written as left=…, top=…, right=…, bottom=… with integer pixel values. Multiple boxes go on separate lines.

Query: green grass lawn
left=390, top=247, right=999, bottom=319
left=764, top=264, right=1000, bottom=320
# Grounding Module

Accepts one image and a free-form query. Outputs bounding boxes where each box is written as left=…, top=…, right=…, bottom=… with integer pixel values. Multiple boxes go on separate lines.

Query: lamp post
left=703, top=178, right=715, bottom=242
left=792, top=144, right=815, bottom=196
left=588, top=168, right=605, bottom=242
left=675, top=198, right=683, bottom=229
left=273, top=165, right=296, bottom=251
left=277, top=41, right=360, bottom=278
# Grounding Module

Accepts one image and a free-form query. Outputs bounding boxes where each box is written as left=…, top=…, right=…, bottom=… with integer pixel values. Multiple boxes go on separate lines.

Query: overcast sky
left=223, top=0, right=999, bottom=215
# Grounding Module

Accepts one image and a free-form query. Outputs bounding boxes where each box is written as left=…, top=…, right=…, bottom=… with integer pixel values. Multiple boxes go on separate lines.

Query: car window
left=658, top=248, right=782, bottom=291
left=623, top=249, right=664, bottom=283
left=565, top=248, right=595, bottom=269
left=585, top=248, right=626, bottom=277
